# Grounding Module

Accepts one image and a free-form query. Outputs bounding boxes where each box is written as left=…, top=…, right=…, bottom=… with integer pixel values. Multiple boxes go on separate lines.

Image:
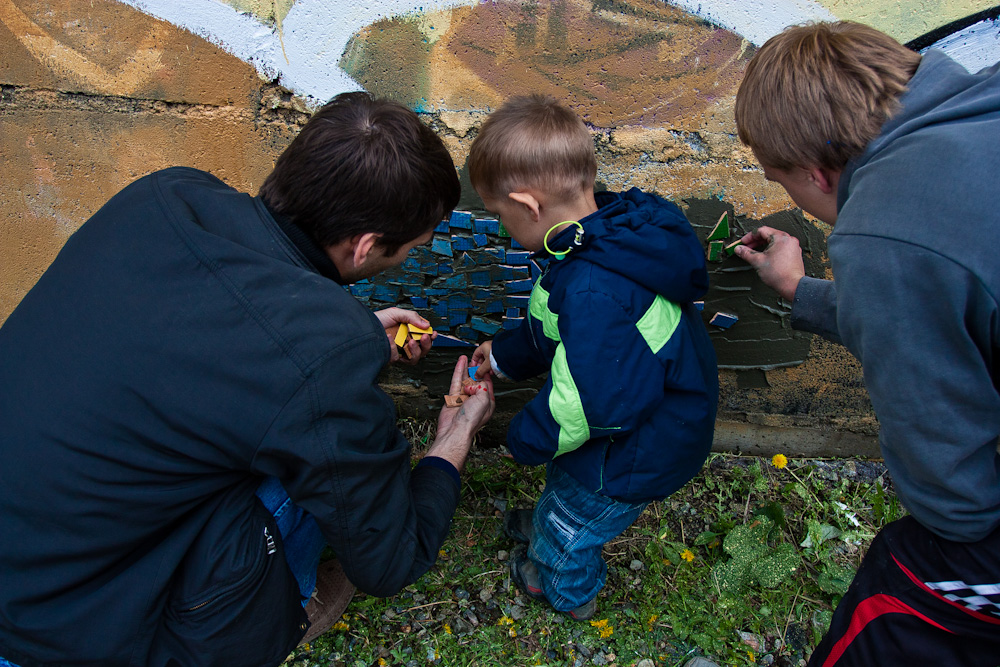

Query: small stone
left=738, top=631, right=762, bottom=652
left=637, top=660, right=655, bottom=667
left=592, top=653, right=607, bottom=665
left=497, top=550, right=509, bottom=561
left=479, top=588, right=493, bottom=602
left=493, top=498, right=508, bottom=512
left=463, top=610, right=479, bottom=626
left=455, top=588, right=470, bottom=600
left=577, top=643, right=593, bottom=658
left=629, top=559, right=644, bottom=571
left=761, top=654, right=774, bottom=666
left=510, top=605, right=525, bottom=620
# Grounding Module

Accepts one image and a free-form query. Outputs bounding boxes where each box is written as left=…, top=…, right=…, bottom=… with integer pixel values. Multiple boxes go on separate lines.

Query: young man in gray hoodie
left=734, top=21, right=1000, bottom=666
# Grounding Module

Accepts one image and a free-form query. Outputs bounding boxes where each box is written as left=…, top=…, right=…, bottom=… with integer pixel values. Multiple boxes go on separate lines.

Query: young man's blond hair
left=735, top=21, right=921, bottom=170
left=468, top=94, right=597, bottom=201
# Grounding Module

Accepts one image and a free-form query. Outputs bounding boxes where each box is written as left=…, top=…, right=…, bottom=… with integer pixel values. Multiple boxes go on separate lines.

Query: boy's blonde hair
left=468, top=94, right=597, bottom=201
left=735, top=21, right=921, bottom=171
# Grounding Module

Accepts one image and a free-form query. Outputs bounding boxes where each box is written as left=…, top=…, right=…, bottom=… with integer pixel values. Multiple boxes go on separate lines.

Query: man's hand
left=428, top=355, right=495, bottom=472
left=470, top=340, right=494, bottom=380
left=733, top=226, right=806, bottom=302
left=374, top=307, right=436, bottom=364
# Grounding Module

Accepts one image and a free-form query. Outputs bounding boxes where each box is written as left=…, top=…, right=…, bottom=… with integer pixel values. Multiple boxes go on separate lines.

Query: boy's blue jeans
left=0, top=477, right=323, bottom=667
left=527, top=463, right=648, bottom=611
left=254, top=476, right=327, bottom=607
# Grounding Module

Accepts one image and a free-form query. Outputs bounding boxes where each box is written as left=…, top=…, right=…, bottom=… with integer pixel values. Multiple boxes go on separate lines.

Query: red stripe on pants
left=821, top=594, right=953, bottom=667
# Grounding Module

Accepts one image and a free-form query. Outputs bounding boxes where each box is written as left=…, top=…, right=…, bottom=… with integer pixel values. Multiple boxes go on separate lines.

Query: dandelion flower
left=497, top=615, right=514, bottom=626
left=680, top=548, right=695, bottom=562
left=590, top=618, right=614, bottom=639
left=508, top=627, right=517, bottom=637
left=443, top=623, right=452, bottom=635
left=772, top=453, right=788, bottom=469
left=332, top=621, right=349, bottom=631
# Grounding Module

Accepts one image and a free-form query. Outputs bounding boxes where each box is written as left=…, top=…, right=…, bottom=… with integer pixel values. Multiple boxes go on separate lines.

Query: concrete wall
left=3, top=0, right=998, bottom=455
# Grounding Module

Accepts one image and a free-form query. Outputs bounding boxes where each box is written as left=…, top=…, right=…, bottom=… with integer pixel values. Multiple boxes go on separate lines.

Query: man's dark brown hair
left=260, top=92, right=460, bottom=253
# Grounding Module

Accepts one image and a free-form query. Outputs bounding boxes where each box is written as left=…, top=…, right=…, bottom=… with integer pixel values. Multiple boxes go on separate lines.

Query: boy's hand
left=374, top=307, right=436, bottom=364
left=470, top=340, right=493, bottom=379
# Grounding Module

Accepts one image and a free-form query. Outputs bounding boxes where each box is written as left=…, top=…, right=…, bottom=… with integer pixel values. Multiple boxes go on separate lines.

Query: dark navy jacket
left=492, top=189, right=718, bottom=502
left=0, top=168, right=459, bottom=666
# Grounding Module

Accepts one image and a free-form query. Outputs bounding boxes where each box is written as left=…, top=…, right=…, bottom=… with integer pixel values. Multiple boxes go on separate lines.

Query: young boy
left=468, top=95, right=718, bottom=619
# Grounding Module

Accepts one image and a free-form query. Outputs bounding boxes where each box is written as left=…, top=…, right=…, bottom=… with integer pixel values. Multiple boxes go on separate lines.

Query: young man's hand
left=470, top=340, right=494, bottom=379
left=733, top=226, right=806, bottom=302
left=374, top=307, right=436, bottom=364
left=429, top=355, right=495, bottom=471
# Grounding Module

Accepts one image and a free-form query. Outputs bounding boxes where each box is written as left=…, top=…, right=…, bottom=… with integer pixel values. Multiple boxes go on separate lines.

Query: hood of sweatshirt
left=544, top=187, right=708, bottom=303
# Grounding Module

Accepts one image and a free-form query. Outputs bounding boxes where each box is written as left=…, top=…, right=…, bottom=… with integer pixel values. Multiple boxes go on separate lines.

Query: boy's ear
left=507, top=191, right=541, bottom=222
left=806, top=167, right=841, bottom=194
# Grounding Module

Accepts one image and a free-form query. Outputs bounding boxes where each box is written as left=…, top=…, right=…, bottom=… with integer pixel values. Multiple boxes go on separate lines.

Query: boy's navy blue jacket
left=0, top=168, right=460, bottom=667
left=492, top=188, right=718, bottom=502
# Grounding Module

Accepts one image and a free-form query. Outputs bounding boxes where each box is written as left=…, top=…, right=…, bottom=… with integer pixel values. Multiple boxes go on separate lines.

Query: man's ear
left=350, top=232, right=381, bottom=268
left=806, top=167, right=841, bottom=195
left=507, top=191, right=541, bottom=222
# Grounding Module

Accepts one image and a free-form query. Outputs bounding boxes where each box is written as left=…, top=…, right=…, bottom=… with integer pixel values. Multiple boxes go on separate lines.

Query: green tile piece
left=707, top=240, right=724, bottom=262
left=706, top=211, right=730, bottom=241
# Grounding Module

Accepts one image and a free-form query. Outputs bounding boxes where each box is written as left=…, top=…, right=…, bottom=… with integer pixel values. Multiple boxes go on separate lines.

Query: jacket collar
left=261, top=201, right=344, bottom=284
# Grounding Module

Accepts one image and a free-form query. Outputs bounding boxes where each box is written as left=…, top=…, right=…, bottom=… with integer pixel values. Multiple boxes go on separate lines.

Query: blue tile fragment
left=504, top=295, right=530, bottom=308
left=401, top=258, right=421, bottom=272
left=452, top=235, right=475, bottom=252
left=481, top=247, right=505, bottom=263
left=506, top=251, right=531, bottom=265
left=410, top=296, right=429, bottom=308
left=435, top=219, right=450, bottom=233
left=400, top=284, right=423, bottom=297
left=530, top=259, right=545, bottom=280
left=425, top=288, right=451, bottom=297
left=474, top=289, right=493, bottom=301
left=473, top=217, right=500, bottom=235
left=419, top=261, right=439, bottom=276
left=693, top=300, right=705, bottom=311
left=457, top=326, right=477, bottom=340
left=349, top=283, right=375, bottom=298
left=470, top=316, right=502, bottom=335
left=511, top=238, right=525, bottom=249
left=372, top=284, right=400, bottom=302
left=493, top=264, right=530, bottom=281
left=486, top=300, right=505, bottom=314
left=469, top=271, right=491, bottom=287
left=440, top=274, right=468, bottom=289
left=505, top=279, right=534, bottom=293
left=433, top=334, right=475, bottom=348
left=432, top=301, right=449, bottom=317
left=431, top=236, right=453, bottom=257
left=473, top=233, right=488, bottom=247
left=438, top=264, right=454, bottom=275
left=502, top=317, right=524, bottom=330
left=457, top=253, right=477, bottom=269
left=448, top=295, right=472, bottom=310
left=709, top=311, right=739, bottom=329
left=449, top=210, right=473, bottom=229
left=505, top=307, right=521, bottom=318
left=449, top=311, right=467, bottom=327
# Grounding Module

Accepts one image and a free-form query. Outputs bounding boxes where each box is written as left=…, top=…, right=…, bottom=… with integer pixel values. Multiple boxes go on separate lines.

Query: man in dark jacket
left=0, top=92, right=494, bottom=667
left=733, top=22, right=1000, bottom=665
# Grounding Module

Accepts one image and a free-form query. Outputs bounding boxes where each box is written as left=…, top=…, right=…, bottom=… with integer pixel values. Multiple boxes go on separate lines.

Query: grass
left=285, top=418, right=903, bottom=667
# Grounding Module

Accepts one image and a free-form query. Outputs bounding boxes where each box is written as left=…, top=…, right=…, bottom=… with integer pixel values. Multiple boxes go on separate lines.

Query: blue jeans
left=527, top=463, right=648, bottom=611
left=254, top=476, right=327, bottom=607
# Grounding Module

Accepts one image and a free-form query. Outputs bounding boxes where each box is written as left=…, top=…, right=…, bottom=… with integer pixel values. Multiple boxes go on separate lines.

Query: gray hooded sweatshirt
left=792, top=50, right=1000, bottom=542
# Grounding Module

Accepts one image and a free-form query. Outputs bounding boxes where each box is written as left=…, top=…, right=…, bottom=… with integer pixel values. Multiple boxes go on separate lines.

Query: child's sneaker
left=509, top=545, right=596, bottom=621
left=503, top=509, right=534, bottom=544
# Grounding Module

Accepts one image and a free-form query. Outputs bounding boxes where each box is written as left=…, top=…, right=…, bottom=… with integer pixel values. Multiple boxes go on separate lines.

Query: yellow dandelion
left=647, top=614, right=659, bottom=630
left=497, top=615, right=514, bottom=626
left=332, top=621, right=349, bottom=631
left=438, top=549, right=448, bottom=558
left=589, top=618, right=614, bottom=639
left=772, top=453, right=788, bottom=469
left=378, top=659, right=387, bottom=666
left=680, top=549, right=695, bottom=562
left=508, top=627, right=517, bottom=638
left=662, top=558, right=672, bottom=566
left=443, top=623, right=452, bottom=635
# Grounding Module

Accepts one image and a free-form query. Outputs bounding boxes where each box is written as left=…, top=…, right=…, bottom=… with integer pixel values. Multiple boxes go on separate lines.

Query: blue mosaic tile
left=410, top=296, right=429, bottom=308
left=434, top=334, right=475, bottom=348
left=531, top=259, right=547, bottom=280
left=349, top=283, right=375, bottom=298
left=486, top=300, right=505, bottom=314
left=400, top=284, right=423, bottom=297
left=481, top=247, right=505, bottom=263
left=435, top=219, right=450, bottom=233
left=457, top=253, right=477, bottom=269
left=470, top=316, right=502, bottom=335
left=469, top=271, right=491, bottom=287
left=431, top=236, right=453, bottom=257
left=432, top=301, right=449, bottom=317
left=505, top=307, right=521, bottom=318
left=449, top=311, right=468, bottom=327
left=425, top=288, right=451, bottom=297
left=438, top=263, right=454, bottom=275
left=504, top=295, right=531, bottom=308
left=457, top=326, right=477, bottom=340
left=474, top=289, right=493, bottom=301
left=401, top=258, right=421, bottom=272
left=452, top=235, right=475, bottom=252
left=506, top=251, right=531, bottom=265
left=372, top=284, right=400, bottom=302
left=473, top=233, right=488, bottom=247
left=440, top=274, right=468, bottom=289
left=449, top=210, right=473, bottom=229
left=693, top=300, right=705, bottom=311
left=388, top=274, right=422, bottom=286
left=493, top=264, right=530, bottom=281
left=505, top=279, right=533, bottom=293
left=473, top=217, right=501, bottom=235
left=511, top=238, right=525, bottom=249
left=502, top=317, right=524, bottom=330
left=419, top=261, right=439, bottom=276
left=447, top=295, right=471, bottom=310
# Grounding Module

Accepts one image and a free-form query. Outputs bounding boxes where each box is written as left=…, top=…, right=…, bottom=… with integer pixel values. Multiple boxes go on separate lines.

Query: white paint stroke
left=113, top=0, right=836, bottom=105
left=923, top=17, right=1000, bottom=73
